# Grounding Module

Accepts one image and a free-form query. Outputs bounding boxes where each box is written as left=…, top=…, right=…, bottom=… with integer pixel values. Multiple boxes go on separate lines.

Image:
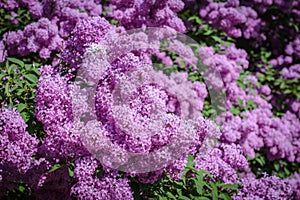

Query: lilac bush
left=0, top=0, right=300, bottom=199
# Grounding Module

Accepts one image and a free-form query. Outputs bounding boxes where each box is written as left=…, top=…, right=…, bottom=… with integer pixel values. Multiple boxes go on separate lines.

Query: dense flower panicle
left=285, top=173, right=300, bottom=199
left=199, top=44, right=248, bottom=86
left=73, top=156, right=99, bottom=181
left=198, top=44, right=252, bottom=109
left=194, top=143, right=249, bottom=184
left=234, top=173, right=293, bottom=200
left=0, top=108, right=39, bottom=173
left=220, top=108, right=300, bottom=162
left=199, top=0, right=261, bottom=39
left=71, top=156, right=133, bottom=200
left=93, top=52, right=208, bottom=158
left=61, top=16, right=115, bottom=72
left=0, top=108, right=39, bottom=195
left=40, top=0, right=102, bottom=35
left=0, top=0, right=102, bottom=62
left=3, top=18, right=62, bottom=59
left=198, top=42, right=299, bottom=162
left=35, top=65, right=72, bottom=126
left=40, top=122, right=89, bottom=159
left=107, top=0, right=186, bottom=32
left=243, top=0, right=300, bottom=19
left=35, top=65, right=90, bottom=159
left=71, top=176, right=134, bottom=200
left=281, top=64, right=300, bottom=80
left=167, top=40, right=198, bottom=69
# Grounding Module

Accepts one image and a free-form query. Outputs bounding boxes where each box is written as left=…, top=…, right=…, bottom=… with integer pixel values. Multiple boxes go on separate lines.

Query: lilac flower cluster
left=0, top=0, right=102, bottom=62
left=199, top=0, right=261, bottom=39
left=107, top=0, right=186, bottom=32
left=198, top=44, right=250, bottom=108
left=286, top=173, right=300, bottom=199
left=194, top=143, right=249, bottom=184
left=0, top=108, right=39, bottom=174
left=234, top=173, right=293, bottom=200
left=35, top=65, right=88, bottom=160
left=0, top=108, right=39, bottom=194
left=243, top=0, right=300, bottom=19
left=198, top=42, right=300, bottom=163
left=3, top=18, right=62, bottom=59
left=61, top=17, right=116, bottom=72
left=220, top=109, right=300, bottom=162
left=71, top=156, right=133, bottom=200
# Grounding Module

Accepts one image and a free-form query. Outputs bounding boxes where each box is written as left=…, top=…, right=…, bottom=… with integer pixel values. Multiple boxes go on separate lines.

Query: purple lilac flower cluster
left=106, top=0, right=186, bottom=33
left=198, top=43, right=300, bottom=163
left=0, top=0, right=102, bottom=61
left=234, top=173, right=293, bottom=199
left=0, top=108, right=39, bottom=194
left=199, top=0, right=261, bottom=39
left=71, top=156, right=133, bottom=200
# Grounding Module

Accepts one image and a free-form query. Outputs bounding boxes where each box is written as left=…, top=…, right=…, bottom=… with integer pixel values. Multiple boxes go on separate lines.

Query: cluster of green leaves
left=248, top=150, right=300, bottom=179
left=181, top=14, right=236, bottom=51
left=0, top=57, right=44, bottom=139
left=229, top=98, right=257, bottom=116
left=0, top=58, right=39, bottom=119
left=131, top=155, right=239, bottom=200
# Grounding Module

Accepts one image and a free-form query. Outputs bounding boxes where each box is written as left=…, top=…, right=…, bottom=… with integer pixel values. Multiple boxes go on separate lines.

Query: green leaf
left=31, top=68, right=40, bottom=75
left=217, top=105, right=226, bottom=112
left=187, top=154, right=195, bottom=168
left=5, top=82, right=10, bottom=95
left=23, top=74, right=38, bottom=83
left=25, top=64, right=32, bottom=71
left=198, top=170, right=215, bottom=181
left=178, top=196, right=190, bottom=200
left=195, top=197, right=210, bottom=200
left=219, top=183, right=240, bottom=190
left=274, top=163, right=280, bottom=171
left=68, top=167, right=74, bottom=177
left=219, top=192, right=231, bottom=200
left=166, top=192, right=177, bottom=199
left=257, top=73, right=265, bottom=82
left=284, top=167, right=290, bottom=176
left=195, top=170, right=204, bottom=195
left=237, top=98, right=243, bottom=107
left=0, top=73, right=6, bottom=80
left=7, top=57, right=24, bottom=67
left=211, top=36, right=223, bottom=44
left=158, top=196, right=168, bottom=200
left=21, top=112, right=30, bottom=122
left=7, top=64, right=17, bottom=75
left=49, top=163, right=62, bottom=173
left=17, top=103, right=27, bottom=112
left=18, top=185, right=25, bottom=193
left=211, top=182, right=218, bottom=200
left=230, top=107, right=240, bottom=115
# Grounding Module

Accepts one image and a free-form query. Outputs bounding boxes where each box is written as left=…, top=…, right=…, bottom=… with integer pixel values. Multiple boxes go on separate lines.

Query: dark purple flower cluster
left=234, top=173, right=293, bottom=199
